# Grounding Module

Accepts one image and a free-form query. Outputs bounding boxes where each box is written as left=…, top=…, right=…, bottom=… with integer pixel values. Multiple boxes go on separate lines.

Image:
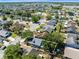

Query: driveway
left=0, top=50, right=4, bottom=59
left=10, top=36, right=21, bottom=45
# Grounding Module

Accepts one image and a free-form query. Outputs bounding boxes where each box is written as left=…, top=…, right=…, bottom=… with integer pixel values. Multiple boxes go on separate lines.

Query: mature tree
left=26, top=12, right=31, bottom=17
left=21, top=30, right=33, bottom=39
left=68, top=12, right=74, bottom=16
left=3, top=20, right=13, bottom=30
left=4, top=44, right=21, bottom=59
left=22, top=55, right=38, bottom=59
left=9, top=15, right=14, bottom=19
left=75, top=20, right=79, bottom=26
left=42, top=32, right=64, bottom=58
left=32, top=16, right=39, bottom=23
left=46, top=15, right=52, bottom=20
left=56, top=23, right=61, bottom=32
left=52, top=6, right=62, bottom=10
left=2, top=15, right=7, bottom=20
left=10, top=22, right=25, bottom=34
left=16, top=10, right=23, bottom=16
left=55, top=14, right=59, bottom=20
left=4, top=44, right=41, bottom=59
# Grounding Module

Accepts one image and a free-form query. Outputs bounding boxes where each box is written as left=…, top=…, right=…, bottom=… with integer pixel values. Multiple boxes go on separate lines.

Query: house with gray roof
left=65, top=33, right=79, bottom=49
left=47, top=19, right=57, bottom=26
left=67, top=26, right=76, bottom=33
left=0, top=37, right=4, bottom=43
left=0, top=20, right=7, bottom=25
left=64, top=33, right=79, bottom=59
left=41, top=19, right=56, bottom=33
left=0, top=30, right=11, bottom=38
left=42, top=25, right=55, bottom=33
left=28, top=38, right=42, bottom=47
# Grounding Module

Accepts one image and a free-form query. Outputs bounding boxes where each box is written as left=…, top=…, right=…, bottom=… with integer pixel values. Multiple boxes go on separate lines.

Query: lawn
left=12, top=32, right=17, bottom=38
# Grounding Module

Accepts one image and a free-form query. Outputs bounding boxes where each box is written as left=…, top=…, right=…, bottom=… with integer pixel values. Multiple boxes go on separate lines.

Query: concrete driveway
left=0, top=50, right=4, bottom=59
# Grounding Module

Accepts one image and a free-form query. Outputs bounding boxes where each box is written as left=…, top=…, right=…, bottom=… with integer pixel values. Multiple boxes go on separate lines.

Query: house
left=42, top=25, right=55, bottom=33
left=47, top=19, right=57, bottom=26
left=30, top=22, right=40, bottom=31
left=38, top=19, right=46, bottom=24
left=0, top=20, right=7, bottom=25
left=28, top=38, right=42, bottom=47
left=0, top=30, right=11, bottom=38
left=34, top=31, right=48, bottom=38
left=64, top=33, right=79, bottom=59
left=0, top=37, right=4, bottom=43
left=64, top=47, right=79, bottom=59
left=67, top=26, right=76, bottom=33
left=64, top=20, right=76, bottom=28
left=65, top=33, right=79, bottom=49
left=13, top=20, right=26, bottom=25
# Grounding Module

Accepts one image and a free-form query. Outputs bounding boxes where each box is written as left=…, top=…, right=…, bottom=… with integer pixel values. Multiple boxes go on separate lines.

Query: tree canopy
left=21, top=30, right=33, bottom=39
left=4, top=44, right=21, bottom=59
left=4, top=44, right=41, bottom=59
left=22, top=55, right=41, bottom=59
left=42, top=32, right=64, bottom=53
left=32, top=16, right=39, bottom=23
left=46, top=15, right=52, bottom=20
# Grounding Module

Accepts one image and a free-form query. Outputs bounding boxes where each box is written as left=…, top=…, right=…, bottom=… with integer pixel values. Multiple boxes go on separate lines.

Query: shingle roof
left=47, top=20, right=57, bottom=26
left=28, top=38, right=42, bottom=47
left=43, top=25, right=55, bottom=33
left=67, top=27, right=76, bottom=33
left=66, top=33, right=79, bottom=48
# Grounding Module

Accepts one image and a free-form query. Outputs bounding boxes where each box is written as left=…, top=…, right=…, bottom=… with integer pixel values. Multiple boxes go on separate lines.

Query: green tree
left=22, top=55, right=41, bottom=59
left=32, top=16, right=39, bottom=23
left=3, top=15, right=7, bottom=20
left=4, top=44, right=21, bottom=59
left=46, top=15, right=52, bottom=20
left=55, top=14, right=59, bottom=20
left=75, top=20, right=79, bottom=26
left=3, top=20, right=13, bottom=30
left=21, top=30, right=33, bottom=39
left=10, top=22, right=25, bottom=34
left=26, top=12, right=31, bottom=17
left=56, top=23, right=61, bottom=32
left=42, top=32, right=64, bottom=53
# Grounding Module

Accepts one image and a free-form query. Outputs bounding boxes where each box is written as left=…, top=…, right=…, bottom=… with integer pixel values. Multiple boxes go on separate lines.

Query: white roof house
left=64, top=47, right=79, bottom=59
left=0, top=30, right=11, bottom=38
left=7, top=37, right=15, bottom=41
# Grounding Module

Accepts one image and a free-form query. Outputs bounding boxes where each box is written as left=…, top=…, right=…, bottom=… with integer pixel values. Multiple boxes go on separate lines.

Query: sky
left=0, top=0, right=79, bottom=2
